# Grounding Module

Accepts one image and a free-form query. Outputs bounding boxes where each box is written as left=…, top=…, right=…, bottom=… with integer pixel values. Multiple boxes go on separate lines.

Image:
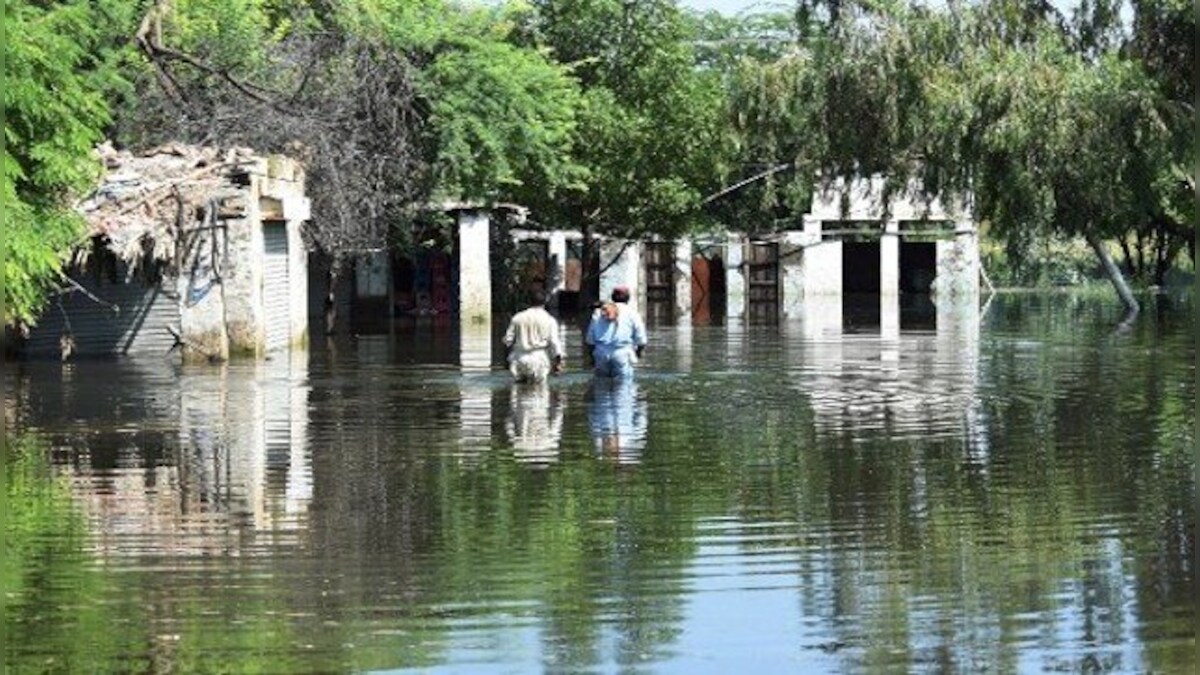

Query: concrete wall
left=932, top=229, right=981, bottom=301
left=779, top=231, right=809, bottom=318
left=178, top=223, right=230, bottom=361
left=724, top=236, right=745, bottom=320
left=599, top=239, right=642, bottom=314
left=672, top=239, right=692, bottom=323
left=285, top=208, right=309, bottom=350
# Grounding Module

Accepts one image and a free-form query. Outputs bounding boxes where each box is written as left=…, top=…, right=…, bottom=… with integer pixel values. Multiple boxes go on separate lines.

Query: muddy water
left=4, top=293, right=1194, bottom=673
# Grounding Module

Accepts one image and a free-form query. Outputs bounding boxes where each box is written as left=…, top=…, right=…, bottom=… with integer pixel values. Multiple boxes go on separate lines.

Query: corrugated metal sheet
left=263, top=223, right=290, bottom=351
left=25, top=273, right=181, bottom=358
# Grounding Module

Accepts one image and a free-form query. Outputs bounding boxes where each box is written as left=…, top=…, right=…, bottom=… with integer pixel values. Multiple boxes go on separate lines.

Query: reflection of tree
left=4, top=294, right=1192, bottom=672
left=673, top=294, right=1194, bottom=672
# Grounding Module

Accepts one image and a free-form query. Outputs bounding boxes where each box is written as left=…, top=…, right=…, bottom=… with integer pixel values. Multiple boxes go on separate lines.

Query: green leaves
left=424, top=34, right=584, bottom=201
left=4, top=0, right=137, bottom=326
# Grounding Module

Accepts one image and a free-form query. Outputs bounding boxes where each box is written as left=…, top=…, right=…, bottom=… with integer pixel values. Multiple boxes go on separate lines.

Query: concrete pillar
left=933, top=228, right=981, bottom=301
left=548, top=232, right=567, bottom=306
left=599, top=239, right=641, bottom=314
left=879, top=221, right=901, bottom=338
left=222, top=195, right=266, bottom=356
left=724, top=236, right=745, bottom=320
left=673, top=239, right=692, bottom=323
left=457, top=210, right=492, bottom=327
left=780, top=231, right=806, bottom=318
left=880, top=222, right=900, bottom=297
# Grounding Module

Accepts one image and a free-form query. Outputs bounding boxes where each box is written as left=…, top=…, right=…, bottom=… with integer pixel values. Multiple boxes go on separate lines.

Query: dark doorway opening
left=900, top=241, right=937, bottom=330
left=900, top=242, right=936, bottom=294
left=842, top=241, right=880, bottom=330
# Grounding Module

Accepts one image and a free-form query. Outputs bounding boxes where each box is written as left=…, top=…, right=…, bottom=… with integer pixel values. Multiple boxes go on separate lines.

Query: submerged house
left=303, top=175, right=976, bottom=339
left=581, top=176, right=980, bottom=328
left=23, top=143, right=310, bottom=361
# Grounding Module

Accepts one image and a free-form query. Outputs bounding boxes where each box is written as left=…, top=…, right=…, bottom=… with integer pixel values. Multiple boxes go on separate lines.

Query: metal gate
left=263, top=222, right=291, bottom=351
left=747, top=242, right=779, bottom=324
left=644, top=242, right=674, bottom=324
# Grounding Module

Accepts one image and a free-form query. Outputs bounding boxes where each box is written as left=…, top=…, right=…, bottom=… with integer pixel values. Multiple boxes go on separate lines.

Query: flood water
left=5, top=293, right=1195, bottom=673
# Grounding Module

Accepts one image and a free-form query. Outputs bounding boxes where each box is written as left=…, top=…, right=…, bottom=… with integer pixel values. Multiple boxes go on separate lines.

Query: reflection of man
left=587, top=378, right=648, bottom=464
left=503, top=289, right=565, bottom=383
left=585, top=286, right=647, bottom=378
left=506, top=383, right=565, bottom=465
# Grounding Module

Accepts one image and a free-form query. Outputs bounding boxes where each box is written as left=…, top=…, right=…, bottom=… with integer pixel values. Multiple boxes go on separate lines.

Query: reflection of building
left=33, top=353, right=313, bottom=557
left=504, top=383, right=565, bottom=466
left=587, top=378, right=649, bottom=465
left=790, top=299, right=982, bottom=441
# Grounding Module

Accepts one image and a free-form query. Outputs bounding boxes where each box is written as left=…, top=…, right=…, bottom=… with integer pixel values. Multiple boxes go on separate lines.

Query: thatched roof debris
left=76, top=142, right=262, bottom=265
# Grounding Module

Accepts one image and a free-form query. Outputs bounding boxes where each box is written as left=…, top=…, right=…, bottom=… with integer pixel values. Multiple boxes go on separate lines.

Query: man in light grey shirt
left=503, top=289, right=565, bottom=383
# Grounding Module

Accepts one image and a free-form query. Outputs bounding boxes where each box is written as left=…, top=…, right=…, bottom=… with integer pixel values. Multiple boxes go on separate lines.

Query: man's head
left=599, top=301, right=619, bottom=321
left=528, top=288, right=548, bottom=307
left=611, top=286, right=631, bottom=303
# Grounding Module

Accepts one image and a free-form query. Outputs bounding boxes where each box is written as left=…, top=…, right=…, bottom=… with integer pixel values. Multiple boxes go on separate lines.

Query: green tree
left=3, top=0, right=136, bottom=328
left=727, top=0, right=1194, bottom=311
left=513, top=0, right=733, bottom=299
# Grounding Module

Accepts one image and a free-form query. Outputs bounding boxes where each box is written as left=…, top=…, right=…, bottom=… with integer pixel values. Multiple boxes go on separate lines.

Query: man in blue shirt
left=585, top=287, right=647, bottom=378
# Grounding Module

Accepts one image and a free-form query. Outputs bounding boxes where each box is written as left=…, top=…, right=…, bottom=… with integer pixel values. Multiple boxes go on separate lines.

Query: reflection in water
left=4, top=293, right=1194, bottom=673
left=794, top=295, right=981, bottom=440
left=586, top=377, right=648, bottom=464
left=504, top=382, right=565, bottom=465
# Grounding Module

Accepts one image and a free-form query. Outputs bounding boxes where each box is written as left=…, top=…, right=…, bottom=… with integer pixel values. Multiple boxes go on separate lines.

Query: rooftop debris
left=76, top=142, right=262, bottom=266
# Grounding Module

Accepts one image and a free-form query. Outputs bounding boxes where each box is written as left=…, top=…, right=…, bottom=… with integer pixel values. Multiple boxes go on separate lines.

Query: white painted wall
left=457, top=210, right=492, bottom=327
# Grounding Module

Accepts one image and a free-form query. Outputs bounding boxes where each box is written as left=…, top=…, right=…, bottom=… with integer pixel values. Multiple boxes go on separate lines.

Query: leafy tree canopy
left=4, top=0, right=138, bottom=327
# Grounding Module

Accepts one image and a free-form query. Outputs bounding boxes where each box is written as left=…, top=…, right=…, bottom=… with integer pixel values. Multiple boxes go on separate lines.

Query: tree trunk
left=1118, top=234, right=1135, bottom=276
left=1086, top=233, right=1139, bottom=315
left=324, top=255, right=342, bottom=335
left=580, top=220, right=598, bottom=306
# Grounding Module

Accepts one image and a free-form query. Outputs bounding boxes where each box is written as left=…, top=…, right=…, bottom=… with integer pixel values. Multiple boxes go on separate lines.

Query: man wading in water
left=585, top=286, right=647, bottom=378
left=503, top=289, right=565, bottom=383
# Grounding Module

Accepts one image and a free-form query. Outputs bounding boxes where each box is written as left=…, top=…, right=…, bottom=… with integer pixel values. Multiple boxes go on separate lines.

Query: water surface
left=5, top=293, right=1195, bottom=673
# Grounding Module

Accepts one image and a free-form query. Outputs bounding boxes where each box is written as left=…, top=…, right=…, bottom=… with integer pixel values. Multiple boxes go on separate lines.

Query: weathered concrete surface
left=458, top=210, right=492, bottom=327
left=779, top=231, right=808, bottom=318
left=672, top=239, right=692, bottom=323
left=548, top=232, right=567, bottom=306
left=724, top=237, right=745, bottom=320
left=224, top=155, right=309, bottom=356
left=600, top=239, right=642, bottom=314
left=932, top=230, right=980, bottom=301
left=177, top=226, right=230, bottom=362
left=222, top=199, right=266, bottom=356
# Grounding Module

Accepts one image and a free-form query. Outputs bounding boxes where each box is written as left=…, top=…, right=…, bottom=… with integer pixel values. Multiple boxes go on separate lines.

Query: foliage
left=124, top=0, right=583, bottom=261
left=513, top=0, right=733, bottom=244
left=726, top=0, right=1194, bottom=288
left=3, top=0, right=137, bottom=327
